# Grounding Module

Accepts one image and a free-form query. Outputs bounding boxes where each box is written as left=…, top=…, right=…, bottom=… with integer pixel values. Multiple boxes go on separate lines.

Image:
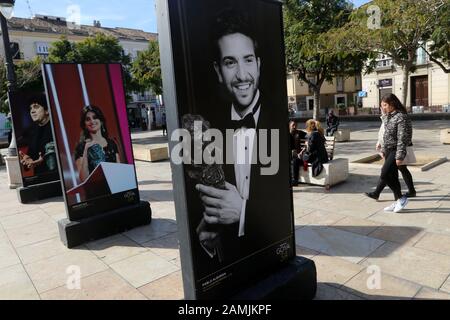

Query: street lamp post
left=0, top=0, right=16, bottom=157
left=0, top=0, right=20, bottom=189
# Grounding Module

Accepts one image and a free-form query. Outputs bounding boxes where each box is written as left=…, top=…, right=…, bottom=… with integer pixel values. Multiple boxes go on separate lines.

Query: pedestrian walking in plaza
left=365, top=93, right=412, bottom=213
left=289, top=120, right=306, bottom=186
left=161, top=113, right=167, bottom=136
left=365, top=105, right=417, bottom=201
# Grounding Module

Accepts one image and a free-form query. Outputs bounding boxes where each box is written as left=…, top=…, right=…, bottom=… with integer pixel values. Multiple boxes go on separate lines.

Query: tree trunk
left=401, top=68, right=410, bottom=108
left=313, top=88, right=321, bottom=120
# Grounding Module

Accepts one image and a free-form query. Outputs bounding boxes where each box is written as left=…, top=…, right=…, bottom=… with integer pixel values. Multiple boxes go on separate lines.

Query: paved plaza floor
left=1, top=120, right=450, bottom=300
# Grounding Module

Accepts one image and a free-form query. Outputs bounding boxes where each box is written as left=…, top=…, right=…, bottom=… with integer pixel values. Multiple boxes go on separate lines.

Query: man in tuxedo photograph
left=192, top=10, right=293, bottom=276
left=18, top=94, right=57, bottom=176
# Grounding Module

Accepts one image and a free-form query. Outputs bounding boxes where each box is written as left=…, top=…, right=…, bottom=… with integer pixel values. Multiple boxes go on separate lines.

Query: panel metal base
left=232, top=256, right=317, bottom=300
left=58, top=201, right=152, bottom=248
left=17, top=180, right=62, bottom=204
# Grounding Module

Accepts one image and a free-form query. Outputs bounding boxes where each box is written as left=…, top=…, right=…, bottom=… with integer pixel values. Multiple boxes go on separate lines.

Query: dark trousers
left=326, top=126, right=338, bottom=137
left=376, top=149, right=403, bottom=200
left=291, top=157, right=301, bottom=183
left=374, top=165, right=415, bottom=198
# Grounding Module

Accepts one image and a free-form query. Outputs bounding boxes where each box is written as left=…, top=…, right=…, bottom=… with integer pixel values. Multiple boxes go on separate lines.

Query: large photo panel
left=43, top=63, right=139, bottom=220
left=165, top=0, right=295, bottom=298
left=9, top=90, right=60, bottom=187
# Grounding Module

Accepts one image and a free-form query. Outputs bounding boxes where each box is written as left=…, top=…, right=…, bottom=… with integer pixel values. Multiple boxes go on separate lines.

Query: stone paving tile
left=311, top=255, right=364, bottom=288
left=296, top=226, right=384, bottom=264
left=368, top=209, right=450, bottom=235
left=170, top=256, right=181, bottom=268
left=312, top=197, right=382, bottom=219
left=414, top=287, right=450, bottom=300
left=41, top=203, right=67, bottom=217
left=0, top=202, right=41, bottom=218
left=343, top=270, right=421, bottom=300
left=35, top=197, right=64, bottom=209
left=40, top=270, right=147, bottom=300
left=149, top=201, right=176, bottom=220
left=123, top=218, right=177, bottom=245
left=24, top=250, right=108, bottom=293
left=0, top=264, right=39, bottom=300
left=0, top=227, right=7, bottom=243
left=0, top=209, right=50, bottom=230
left=110, top=251, right=179, bottom=288
left=413, top=233, right=450, bottom=256
left=368, top=225, right=426, bottom=246
left=5, top=219, right=59, bottom=248
left=296, top=246, right=319, bottom=260
left=138, top=270, right=184, bottom=300
left=314, top=283, right=364, bottom=300
left=85, top=234, right=148, bottom=265
left=142, top=233, right=180, bottom=261
left=361, top=242, right=450, bottom=290
left=291, top=189, right=328, bottom=203
left=0, top=243, right=21, bottom=269
left=16, top=237, right=71, bottom=265
left=296, top=210, right=347, bottom=227
left=331, top=216, right=382, bottom=236
left=440, top=277, right=450, bottom=294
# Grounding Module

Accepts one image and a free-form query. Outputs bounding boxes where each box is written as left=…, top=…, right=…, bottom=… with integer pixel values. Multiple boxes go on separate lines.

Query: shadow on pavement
left=296, top=225, right=423, bottom=259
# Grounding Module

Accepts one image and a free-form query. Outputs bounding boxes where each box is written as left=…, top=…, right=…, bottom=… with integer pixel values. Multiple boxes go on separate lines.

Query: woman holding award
left=75, top=105, right=120, bottom=182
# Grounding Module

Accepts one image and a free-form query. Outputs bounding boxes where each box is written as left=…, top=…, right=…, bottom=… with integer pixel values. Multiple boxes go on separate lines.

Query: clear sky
left=12, top=0, right=158, bottom=32
left=11, top=0, right=370, bottom=33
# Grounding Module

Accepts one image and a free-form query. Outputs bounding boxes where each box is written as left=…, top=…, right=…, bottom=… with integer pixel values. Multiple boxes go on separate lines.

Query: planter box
left=299, top=158, right=349, bottom=189
left=334, top=129, right=351, bottom=142
left=5, top=156, right=22, bottom=189
left=133, top=145, right=169, bottom=162
left=441, top=129, right=450, bottom=144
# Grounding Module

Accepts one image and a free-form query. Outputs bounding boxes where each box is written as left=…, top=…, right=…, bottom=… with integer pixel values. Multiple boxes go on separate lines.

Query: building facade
left=0, top=15, right=165, bottom=131
left=361, top=49, right=450, bottom=112
left=287, top=73, right=362, bottom=117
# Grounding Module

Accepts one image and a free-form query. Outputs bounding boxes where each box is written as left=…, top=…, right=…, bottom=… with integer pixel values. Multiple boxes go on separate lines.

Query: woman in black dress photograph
left=74, top=105, right=120, bottom=182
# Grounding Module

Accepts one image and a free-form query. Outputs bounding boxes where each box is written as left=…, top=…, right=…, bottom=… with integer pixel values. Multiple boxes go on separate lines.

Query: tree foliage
left=284, top=0, right=370, bottom=119
left=337, top=0, right=449, bottom=105
left=0, top=57, right=44, bottom=114
left=131, top=40, right=162, bottom=96
left=48, top=34, right=138, bottom=101
left=426, top=1, right=450, bottom=72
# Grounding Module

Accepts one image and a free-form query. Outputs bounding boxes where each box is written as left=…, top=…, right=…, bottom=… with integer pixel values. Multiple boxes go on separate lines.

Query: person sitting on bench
left=301, top=120, right=329, bottom=177
left=326, top=110, right=340, bottom=137
left=289, top=120, right=306, bottom=186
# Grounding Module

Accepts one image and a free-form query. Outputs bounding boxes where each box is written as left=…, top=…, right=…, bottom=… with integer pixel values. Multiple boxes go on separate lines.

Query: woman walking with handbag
left=365, top=100, right=417, bottom=201
left=364, top=94, right=413, bottom=213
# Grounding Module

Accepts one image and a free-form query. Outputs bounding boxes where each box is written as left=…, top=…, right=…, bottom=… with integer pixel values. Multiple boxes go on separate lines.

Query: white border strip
left=78, top=64, right=90, bottom=106
left=45, top=65, right=81, bottom=203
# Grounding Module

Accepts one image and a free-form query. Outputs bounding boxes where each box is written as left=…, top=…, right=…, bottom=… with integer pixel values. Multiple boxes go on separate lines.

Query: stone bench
left=334, top=129, right=351, bottom=142
left=299, top=158, right=349, bottom=189
left=133, top=145, right=169, bottom=162
left=441, top=129, right=450, bottom=145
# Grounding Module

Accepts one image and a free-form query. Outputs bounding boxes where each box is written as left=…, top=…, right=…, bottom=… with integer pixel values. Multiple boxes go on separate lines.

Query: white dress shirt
left=231, top=91, right=261, bottom=237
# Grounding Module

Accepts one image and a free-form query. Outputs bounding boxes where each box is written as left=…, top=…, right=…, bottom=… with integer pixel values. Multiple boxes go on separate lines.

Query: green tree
left=0, top=57, right=44, bottom=114
left=284, top=0, right=370, bottom=120
left=47, top=36, right=77, bottom=63
left=131, top=40, right=162, bottom=96
left=48, top=34, right=137, bottom=101
left=423, top=1, right=450, bottom=73
left=340, top=0, right=447, bottom=106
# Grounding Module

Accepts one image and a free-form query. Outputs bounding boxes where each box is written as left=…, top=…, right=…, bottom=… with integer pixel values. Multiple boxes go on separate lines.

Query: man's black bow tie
left=231, top=103, right=260, bottom=129
left=231, top=113, right=256, bottom=129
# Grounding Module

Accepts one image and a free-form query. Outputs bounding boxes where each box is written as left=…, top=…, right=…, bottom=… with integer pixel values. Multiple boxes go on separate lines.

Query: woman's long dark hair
left=79, top=105, right=109, bottom=143
left=381, top=93, right=408, bottom=114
